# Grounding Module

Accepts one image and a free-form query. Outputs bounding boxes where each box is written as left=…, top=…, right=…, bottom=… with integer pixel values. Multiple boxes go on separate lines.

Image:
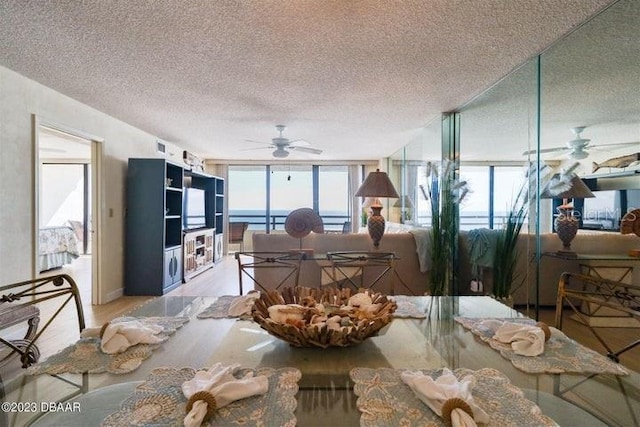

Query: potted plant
left=492, top=181, right=528, bottom=302
left=422, top=161, right=469, bottom=296
left=492, top=162, right=566, bottom=302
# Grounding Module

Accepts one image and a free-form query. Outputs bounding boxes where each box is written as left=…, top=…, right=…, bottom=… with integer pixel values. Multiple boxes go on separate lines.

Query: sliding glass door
left=228, top=164, right=354, bottom=233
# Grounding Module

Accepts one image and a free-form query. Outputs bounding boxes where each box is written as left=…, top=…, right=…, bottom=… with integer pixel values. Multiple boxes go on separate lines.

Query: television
left=183, top=187, right=207, bottom=229
left=580, top=189, right=640, bottom=231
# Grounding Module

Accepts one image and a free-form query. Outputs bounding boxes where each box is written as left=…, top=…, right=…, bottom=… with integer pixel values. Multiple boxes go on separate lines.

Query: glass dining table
left=4, top=295, right=639, bottom=426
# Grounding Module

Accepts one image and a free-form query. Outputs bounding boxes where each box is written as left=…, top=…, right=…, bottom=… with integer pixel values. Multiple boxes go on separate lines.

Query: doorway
left=35, top=122, right=102, bottom=305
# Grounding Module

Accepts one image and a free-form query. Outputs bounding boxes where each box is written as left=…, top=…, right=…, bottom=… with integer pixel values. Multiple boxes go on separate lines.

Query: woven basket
left=252, top=287, right=397, bottom=348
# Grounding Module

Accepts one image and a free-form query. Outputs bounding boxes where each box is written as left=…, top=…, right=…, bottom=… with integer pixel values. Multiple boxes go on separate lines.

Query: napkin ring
left=99, top=322, right=111, bottom=339
left=536, top=321, right=551, bottom=341
left=442, top=397, right=473, bottom=427
left=186, top=391, right=218, bottom=421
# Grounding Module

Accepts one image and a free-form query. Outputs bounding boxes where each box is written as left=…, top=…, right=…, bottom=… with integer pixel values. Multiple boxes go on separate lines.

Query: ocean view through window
left=228, top=165, right=352, bottom=233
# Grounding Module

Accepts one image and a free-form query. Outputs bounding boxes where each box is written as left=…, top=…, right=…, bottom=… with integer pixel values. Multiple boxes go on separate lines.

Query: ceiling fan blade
left=589, top=141, right=640, bottom=150
left=244, top=139, right=271, bottom=145
left=239, top=146, right=273, bottom=152
left=521, top=147, right=570, bottom=156
left=291, top=146, right=323, bottom=155
left=288, top=139, right=311, bottom=147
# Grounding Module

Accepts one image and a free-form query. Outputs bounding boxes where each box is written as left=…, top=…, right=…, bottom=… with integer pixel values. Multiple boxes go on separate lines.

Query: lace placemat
left=390, top=295, right=427, bottom=318
left=101, top=366, right=301, bottom=426
left=196, top=295, right=253, bottom=320
left=27, top=316, right=189, bottom=375
left=455, top=317, right=628, bottom=375
left=351, top=367, right=557, bottom=427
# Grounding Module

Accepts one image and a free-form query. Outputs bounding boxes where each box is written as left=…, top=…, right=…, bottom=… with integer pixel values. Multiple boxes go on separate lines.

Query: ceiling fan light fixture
left=273, top=148, right=289, bottom=158
left=569, top=150, right=589, bottom=160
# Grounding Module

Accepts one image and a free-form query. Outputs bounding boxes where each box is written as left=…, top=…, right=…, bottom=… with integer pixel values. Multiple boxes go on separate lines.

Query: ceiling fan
left=244, top=125, right=323, bottom=158
left=522, top=126, right=639, bottom=160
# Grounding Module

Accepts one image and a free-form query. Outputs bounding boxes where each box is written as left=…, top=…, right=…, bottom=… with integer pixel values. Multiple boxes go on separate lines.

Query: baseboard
left=105, top=287, right=124, bottom=304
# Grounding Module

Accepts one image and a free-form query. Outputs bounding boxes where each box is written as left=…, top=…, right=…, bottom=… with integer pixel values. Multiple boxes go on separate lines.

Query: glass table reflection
left=5, top=296, right=639, bottom=426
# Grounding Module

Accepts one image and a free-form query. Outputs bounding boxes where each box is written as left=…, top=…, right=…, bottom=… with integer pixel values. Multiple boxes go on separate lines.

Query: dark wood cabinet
left=125, top=158, right=224, bottom=295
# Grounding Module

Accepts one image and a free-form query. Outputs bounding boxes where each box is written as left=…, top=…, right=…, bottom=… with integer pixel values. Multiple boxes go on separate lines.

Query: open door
left=34, top=120, right=102, bottom=305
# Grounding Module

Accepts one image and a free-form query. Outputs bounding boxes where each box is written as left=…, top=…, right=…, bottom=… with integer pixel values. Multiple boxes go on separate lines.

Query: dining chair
left=555, top=271, right=640, bottom=363
left=325, top=251, right=399, bottom=294
left=234, top=251, right=306, bottom=294
left=228, top=222, right=249, bottom=252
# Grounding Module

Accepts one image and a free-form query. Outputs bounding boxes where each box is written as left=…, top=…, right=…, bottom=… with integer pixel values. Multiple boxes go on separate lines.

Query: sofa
left=252, top=231, right=430, bottom=295
left=508, top=232, right=640, bottom=306
left=251, top=228, right=640, bottom=305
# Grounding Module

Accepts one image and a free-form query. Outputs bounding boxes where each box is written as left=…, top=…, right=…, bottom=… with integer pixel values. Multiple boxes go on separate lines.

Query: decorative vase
left=555, top=208, right=579, bottom=250
left=367, top=206, right=386, bottom=248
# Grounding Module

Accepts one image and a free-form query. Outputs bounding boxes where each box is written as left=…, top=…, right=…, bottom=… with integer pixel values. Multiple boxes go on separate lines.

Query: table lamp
left=541, top=173, right=594, bottom=255
left=355, top=169, right=399, bottom=248
left=393, top=195, right=414, bottom=223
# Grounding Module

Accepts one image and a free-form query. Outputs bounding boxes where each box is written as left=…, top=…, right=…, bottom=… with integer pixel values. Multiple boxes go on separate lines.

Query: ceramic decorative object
left=252, top=287, right=397, bottom=348
left=284, top=208, right=324, bottom=238
left=555, top=207, right=579, bottom=250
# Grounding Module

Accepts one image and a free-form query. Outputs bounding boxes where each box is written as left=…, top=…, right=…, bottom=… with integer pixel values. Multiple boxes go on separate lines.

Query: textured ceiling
left=0, top=0, right=623, bottom=161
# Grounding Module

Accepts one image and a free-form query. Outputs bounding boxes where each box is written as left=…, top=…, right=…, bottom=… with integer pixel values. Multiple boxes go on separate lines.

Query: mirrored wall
left=389, top=0, right=639, bottom=305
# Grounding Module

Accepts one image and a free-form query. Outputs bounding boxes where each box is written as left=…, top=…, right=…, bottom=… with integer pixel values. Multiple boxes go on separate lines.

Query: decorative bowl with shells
left=251, top=286, right=397, bottom=348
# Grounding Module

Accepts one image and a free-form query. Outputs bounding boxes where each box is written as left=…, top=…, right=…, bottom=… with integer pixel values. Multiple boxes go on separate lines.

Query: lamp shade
left=355, top=169, right=399, bottom=199
left=393, top=195, right=414, bottom=208
left=355, top=169, right=399, bottom=248
left=540, top=174, right=595, bottom=199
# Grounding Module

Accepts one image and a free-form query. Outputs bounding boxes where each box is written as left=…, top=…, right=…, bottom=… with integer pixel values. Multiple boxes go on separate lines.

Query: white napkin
left=228, top=292, right=261, bottom=317
left=401, top=368, right=489, bottom=427
left=493, top=321, right=545, bottom=356
left=182, top=362, right=269, bottom=427
left=80, top=319, right=166, bottom=354
left=100, top=319, right=165, bottom=354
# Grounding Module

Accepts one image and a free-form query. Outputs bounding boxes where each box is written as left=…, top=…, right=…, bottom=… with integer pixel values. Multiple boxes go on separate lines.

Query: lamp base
left=367, top=206, right=385, bottom=248
left=555, top=208, right=579, bottom=251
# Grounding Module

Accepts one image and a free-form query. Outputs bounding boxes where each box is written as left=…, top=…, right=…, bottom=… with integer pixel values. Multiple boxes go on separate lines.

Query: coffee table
left=4, top=296, right=639, bottom=426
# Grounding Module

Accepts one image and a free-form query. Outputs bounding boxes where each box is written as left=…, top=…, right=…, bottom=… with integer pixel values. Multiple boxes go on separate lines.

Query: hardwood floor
left=30, top=254, right=640, bottom=373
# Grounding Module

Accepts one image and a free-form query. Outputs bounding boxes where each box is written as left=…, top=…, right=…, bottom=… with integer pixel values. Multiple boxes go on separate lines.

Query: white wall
left=40, top=164, right=84, bottom=227
left=0, top=65, right=182, bottom=302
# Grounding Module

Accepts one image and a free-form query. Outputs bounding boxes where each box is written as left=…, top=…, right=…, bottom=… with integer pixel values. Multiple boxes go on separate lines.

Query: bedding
left=38, top=225, right=80, bottom=272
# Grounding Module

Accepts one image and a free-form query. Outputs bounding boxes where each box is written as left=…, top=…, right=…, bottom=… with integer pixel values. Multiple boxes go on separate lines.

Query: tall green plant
left=492, top=161, right=562, bottom=299
left=423, top=161, right=469, bottom=296
left=492, top=181, right=528, bottom=299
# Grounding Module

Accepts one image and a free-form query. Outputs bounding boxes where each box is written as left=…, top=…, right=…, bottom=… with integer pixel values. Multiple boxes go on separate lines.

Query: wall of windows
left=459, top=165, right=526, bottom=230
left=228, top=164, right=355, bottom=233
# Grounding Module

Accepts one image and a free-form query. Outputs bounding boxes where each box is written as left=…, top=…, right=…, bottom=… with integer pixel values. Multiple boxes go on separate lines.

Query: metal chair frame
left=555, top=271, right=640, bottom=363
left=235, top=251, right=305, bottom=294
left=0, top=274, right=88, bottom=421
left=325, top=251, right=400, bottom=294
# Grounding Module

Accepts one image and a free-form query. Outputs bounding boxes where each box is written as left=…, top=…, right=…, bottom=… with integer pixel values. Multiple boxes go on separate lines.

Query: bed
left=38, top=226, right=80, bottom=272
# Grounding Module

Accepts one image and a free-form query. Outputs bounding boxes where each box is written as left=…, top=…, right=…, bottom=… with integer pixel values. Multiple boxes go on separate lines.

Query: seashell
left=348, top=292, right=373, bottom=307
left=300, top=296, right=317, bottom=307
left=340, top=317, right=353, bottom=327
left=310, top=314, right=328, bottom=324
left=268, top=305, right=305, bottom=323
